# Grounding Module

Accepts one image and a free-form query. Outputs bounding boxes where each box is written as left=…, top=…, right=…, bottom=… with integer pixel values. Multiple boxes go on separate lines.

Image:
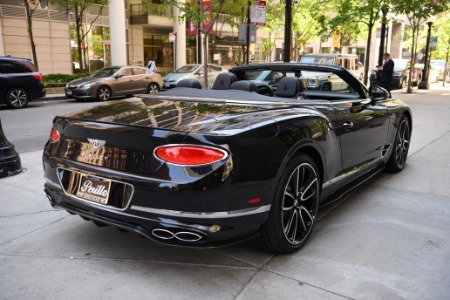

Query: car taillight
left=33, top=73, right=43, bottom=81
left=155, top=145, right=227, bottom=166
left=49, top=128, right=60, bottom=143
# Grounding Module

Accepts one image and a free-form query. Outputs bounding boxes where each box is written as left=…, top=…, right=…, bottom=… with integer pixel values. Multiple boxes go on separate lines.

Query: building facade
left=0, top=0, right=414, bottom=76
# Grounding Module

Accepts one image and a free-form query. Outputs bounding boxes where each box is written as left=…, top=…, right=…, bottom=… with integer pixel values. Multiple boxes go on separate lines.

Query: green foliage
left=43, top=73, right=90, bottom=87
left=432, top=11, right=450, bottom=60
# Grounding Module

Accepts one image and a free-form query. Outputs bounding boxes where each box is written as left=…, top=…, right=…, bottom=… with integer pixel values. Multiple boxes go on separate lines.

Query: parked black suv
left=0, top=56, right=46, bottom=109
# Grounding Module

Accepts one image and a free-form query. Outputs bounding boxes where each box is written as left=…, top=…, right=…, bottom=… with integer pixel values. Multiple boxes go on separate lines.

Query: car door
left=112, top=67, right=134, bottom=95
left=131, top=67, right=150, bottom=93
left=328, top=78, right=390, bottom=178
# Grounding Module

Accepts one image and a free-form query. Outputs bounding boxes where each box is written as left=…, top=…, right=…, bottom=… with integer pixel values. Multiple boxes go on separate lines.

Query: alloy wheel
left=281, top=162, right=319, bottom=245
left=7, top=88, right=29, bottom=108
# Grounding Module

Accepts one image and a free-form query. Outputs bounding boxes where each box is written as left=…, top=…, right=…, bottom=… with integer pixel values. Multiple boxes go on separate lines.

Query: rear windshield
left=0, top=59, right=38, bottom=73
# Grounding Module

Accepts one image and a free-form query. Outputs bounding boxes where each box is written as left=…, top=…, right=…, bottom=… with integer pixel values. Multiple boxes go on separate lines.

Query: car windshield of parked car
left=392, top=59, right=408, bottom=70
left=301, top=56, right=334, bottom=65
left=430, top=60, right=445, bottom=68
left=91, top=67, right=121, bottom=78
left=174, top=65, right=199, bottom=73
left=245, top=70, right=285, bottom=82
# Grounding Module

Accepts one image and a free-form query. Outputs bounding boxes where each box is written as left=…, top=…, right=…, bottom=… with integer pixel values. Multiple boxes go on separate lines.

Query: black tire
left=5, top=87, right=29, bottom=109
left=386, top=115, right=410, bottom=172
left=96, top=86, right=111, bottom=101
left=257, top=154, right=320, bottom=253
left=148, top=83, right=159, bottom=94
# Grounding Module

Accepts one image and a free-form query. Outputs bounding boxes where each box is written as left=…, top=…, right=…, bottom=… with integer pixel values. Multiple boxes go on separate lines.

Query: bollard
left=0, top=118, right=22, bottom=178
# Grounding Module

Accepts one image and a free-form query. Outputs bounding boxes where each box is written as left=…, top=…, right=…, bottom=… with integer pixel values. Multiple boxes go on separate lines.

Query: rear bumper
left=44, top=183, right=267, bottom=248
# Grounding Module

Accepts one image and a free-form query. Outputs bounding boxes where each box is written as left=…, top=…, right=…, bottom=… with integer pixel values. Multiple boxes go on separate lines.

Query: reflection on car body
left=44, top=62, right=412, bottom=254
left=65, top=66, right=162, bottom=101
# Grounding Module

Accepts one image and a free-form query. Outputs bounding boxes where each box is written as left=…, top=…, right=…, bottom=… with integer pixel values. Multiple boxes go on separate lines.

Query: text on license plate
left=76, top=174, right=111, bottom=204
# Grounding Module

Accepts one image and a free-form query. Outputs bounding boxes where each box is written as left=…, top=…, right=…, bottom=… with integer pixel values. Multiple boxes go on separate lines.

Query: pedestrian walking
left=378, top=53, right=394, bottom=91
left=147, top=58, right=157, bottom=73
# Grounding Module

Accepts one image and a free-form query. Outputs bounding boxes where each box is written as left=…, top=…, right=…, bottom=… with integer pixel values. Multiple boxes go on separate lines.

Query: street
left=1, top=84, right=450, bottom=299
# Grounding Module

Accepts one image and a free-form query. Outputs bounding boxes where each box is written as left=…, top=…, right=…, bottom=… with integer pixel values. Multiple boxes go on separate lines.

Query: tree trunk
left=75, top=6, right=84, bottom=72
left=364, top=24, right=374, bottom=86
left=407, top=27, right=418, bottom=94
left=25, top=3, right=39, bottom=69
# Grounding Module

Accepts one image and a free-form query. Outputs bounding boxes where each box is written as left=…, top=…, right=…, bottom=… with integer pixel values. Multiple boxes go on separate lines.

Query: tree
left=51, top=0, right=107, bottom=72
left=331, top=0, right=388, bottom=84
left=391, top=0, right=448, bottom=93
left=24, top=0, right=45, bottom=69
left=432, top=11, right=450, bottom=86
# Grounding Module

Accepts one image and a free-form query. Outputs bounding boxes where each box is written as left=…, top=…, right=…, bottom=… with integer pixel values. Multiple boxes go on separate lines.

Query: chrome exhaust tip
left=152, top=228, right=203, bottom=242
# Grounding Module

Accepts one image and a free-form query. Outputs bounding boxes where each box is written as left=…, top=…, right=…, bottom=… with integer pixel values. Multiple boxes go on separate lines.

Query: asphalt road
left=1, top=84, right=450, bottom=299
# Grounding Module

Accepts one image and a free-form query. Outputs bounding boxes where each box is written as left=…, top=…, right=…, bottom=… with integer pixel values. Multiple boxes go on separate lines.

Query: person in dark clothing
left=378, top=53, right=394, bottom=91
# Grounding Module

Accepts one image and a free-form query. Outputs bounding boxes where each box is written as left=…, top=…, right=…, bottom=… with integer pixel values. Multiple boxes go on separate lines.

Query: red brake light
left=33, top=73, right=43, bottom=81
left=155, top=145, right=227, bottom=166
left=49, top=128, right=60, bottom=143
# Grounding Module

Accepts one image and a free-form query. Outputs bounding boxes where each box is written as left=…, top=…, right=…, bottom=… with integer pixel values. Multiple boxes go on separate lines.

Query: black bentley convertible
left=43, top=63, right=412, bottom=253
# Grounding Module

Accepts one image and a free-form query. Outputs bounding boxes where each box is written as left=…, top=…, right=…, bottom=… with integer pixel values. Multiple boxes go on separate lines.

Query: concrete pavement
left=1, top=83, right=450, bottom=299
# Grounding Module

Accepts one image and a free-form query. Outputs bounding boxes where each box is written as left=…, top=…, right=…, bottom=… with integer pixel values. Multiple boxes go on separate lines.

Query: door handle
left=343, top=122, right=353, bottom=130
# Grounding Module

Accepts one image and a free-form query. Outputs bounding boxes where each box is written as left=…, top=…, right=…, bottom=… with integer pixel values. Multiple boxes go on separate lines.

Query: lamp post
left=0, top=118, right=22, bottom=178
left=418, top=20, right=433, bottom=89
left=378, top=4, right=388, bottom=66
left=284, top=0, right=292, bottom=62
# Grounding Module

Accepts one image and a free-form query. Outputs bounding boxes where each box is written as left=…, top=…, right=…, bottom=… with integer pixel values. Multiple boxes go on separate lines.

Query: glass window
left=121, top=68, right=133, bottom=76
left=1, top=60, right=36, bottom=73
left=133, top=67, right=146, bottom=75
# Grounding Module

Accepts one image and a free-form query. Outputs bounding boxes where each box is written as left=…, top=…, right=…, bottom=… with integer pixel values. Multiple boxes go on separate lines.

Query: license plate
left=164, top=83, right=170, bottom=88
left=66, top=90, right=72, bottom=95
left=76, top=174, right=111, bottom=204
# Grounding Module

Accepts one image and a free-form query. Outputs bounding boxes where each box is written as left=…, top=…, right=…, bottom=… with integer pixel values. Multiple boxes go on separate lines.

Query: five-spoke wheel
left=148, top=83, right=159, bottom=94
left=96, top=86, right=111, bottom=101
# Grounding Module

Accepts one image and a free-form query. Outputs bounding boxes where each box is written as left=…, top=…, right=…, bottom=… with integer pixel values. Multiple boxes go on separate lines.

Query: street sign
left=250, top=0, right=266, bottom=26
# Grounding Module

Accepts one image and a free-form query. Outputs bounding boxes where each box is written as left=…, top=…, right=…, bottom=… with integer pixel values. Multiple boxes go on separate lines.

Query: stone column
left=173, top=0, right=186, bottom=69
left=0, top=19, right=5, bottom=56
left=109, top=0, right=127, bottom=65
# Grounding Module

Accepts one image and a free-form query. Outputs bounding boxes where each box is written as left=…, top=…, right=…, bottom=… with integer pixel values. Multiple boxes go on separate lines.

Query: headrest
left=212, top=73, right=238, bottom=90
left=176, top=79, right=202, bottom=89
left=276, top=77, right=302, bottom=98
left=229, top=80, right=258, bottom=92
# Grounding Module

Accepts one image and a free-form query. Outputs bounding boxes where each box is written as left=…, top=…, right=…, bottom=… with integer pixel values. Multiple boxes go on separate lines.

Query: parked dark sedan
left=43, top=63, right=412, bottom=254
left=65, top=66, right=162, bottom=101
left=370, top=58, right=422, bottom=89
left=0, top=56, right=46, bottom=109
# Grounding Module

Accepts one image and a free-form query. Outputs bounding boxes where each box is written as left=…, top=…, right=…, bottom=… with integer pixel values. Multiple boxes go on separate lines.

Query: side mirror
left=369, top=85, right=391, bottom=102
left=197, top=72, right=204, bottom=77
left=115, top=74, right=123, bottom=79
